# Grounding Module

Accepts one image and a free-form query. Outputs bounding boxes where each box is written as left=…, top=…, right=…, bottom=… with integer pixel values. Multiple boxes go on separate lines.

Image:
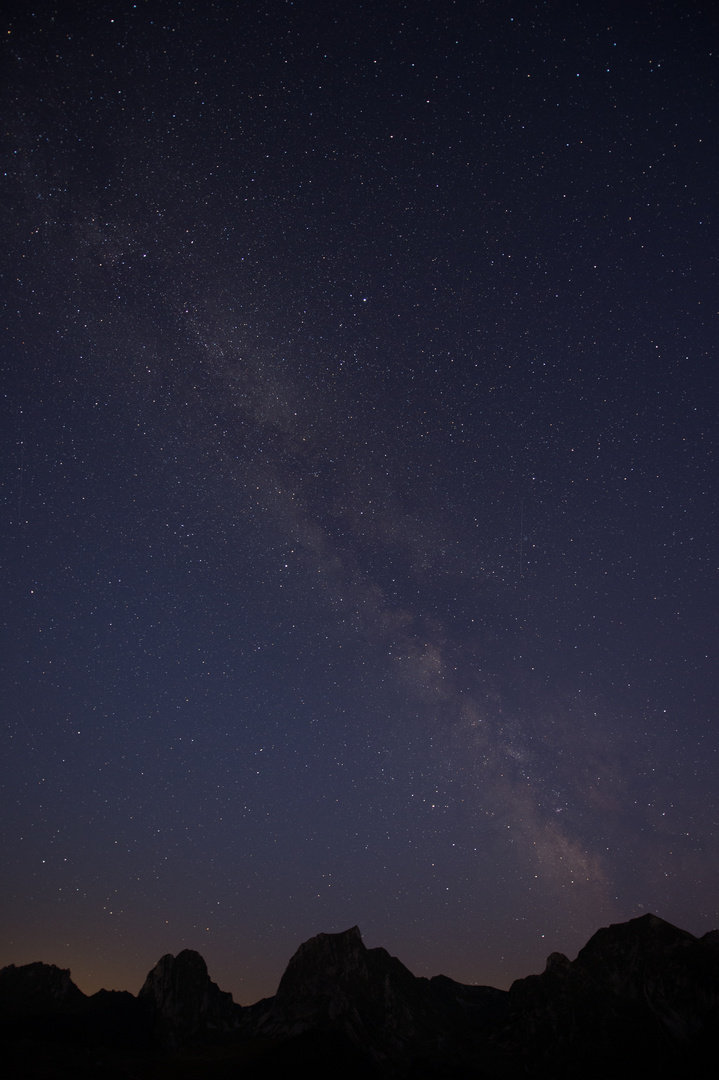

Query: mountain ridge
left=2, top=913, right=718, bottom=1078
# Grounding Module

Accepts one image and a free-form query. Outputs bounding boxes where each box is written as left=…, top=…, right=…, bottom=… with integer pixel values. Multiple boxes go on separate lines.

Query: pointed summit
left=266, top=926, right=418, bottom=1031
left=256, top=926, right=495, bottom=1074
left=138, top=949, right=240, bottom=1044
left=273, top=926, right=369, bottom=1013
left=504, top=913, right=719, bottom=1076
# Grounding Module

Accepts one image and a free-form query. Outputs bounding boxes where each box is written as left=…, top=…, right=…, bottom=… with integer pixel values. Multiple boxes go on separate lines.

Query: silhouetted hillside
left=2, top=914, right=718, bottom=1078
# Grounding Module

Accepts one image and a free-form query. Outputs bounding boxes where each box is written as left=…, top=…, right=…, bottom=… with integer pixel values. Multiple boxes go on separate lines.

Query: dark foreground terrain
left=2, top=913, right=719, bottom=1078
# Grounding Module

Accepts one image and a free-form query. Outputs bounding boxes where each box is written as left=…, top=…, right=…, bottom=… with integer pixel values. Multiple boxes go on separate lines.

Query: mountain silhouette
left=2, top=913, right=718, bottom=1078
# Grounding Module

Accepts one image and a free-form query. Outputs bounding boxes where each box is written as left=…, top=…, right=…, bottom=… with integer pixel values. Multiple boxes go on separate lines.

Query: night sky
left=2, top=0, right=717, bottom=1006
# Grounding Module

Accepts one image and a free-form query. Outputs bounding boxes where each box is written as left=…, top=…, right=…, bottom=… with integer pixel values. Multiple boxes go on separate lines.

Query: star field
left=1, top=0, right=717, bottom=1004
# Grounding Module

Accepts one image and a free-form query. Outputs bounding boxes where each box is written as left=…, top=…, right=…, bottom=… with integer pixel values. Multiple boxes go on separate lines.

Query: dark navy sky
left=1, top=0, right=717, bottom=1004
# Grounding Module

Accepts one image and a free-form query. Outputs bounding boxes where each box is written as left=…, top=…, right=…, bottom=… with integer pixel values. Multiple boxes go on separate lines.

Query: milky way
left=1, top=0, right=717, bottom=1003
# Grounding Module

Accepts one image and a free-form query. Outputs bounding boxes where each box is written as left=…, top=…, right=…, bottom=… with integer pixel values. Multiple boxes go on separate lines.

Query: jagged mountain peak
left=579, top=911, right=695, bottom=955
left=504, top=911, right=719, bottom=1076
left=139, top=947, right=216, bottom=996
left=258, top=925, right=445, bottom=1064
left=270, top=926, right=374, bottom=1014
left=142, top=948, right=210, bottom=984
left=0, top=960, right=86, bottom=1016
left=281, top=925, right=365, bottom=966
left=544, top=951, right=571, bottom=973
left=271, top=924, right=421, bottom=1005
left=3, top=914, right=719, bottom=1077
left=701, top=929, right=719, bottom=952
left=275, top=925, right=370, bottom=991
left=138, top=946, right=240, bottom=1043
left=575, top=912, right=700, bottom=995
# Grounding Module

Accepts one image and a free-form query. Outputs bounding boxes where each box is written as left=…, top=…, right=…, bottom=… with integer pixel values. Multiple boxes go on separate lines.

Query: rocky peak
left=138, top=949, right=240, bottom=1043
left=576, top=912, right=697, bottom=993
left=544, top=951, right=571, bottom=974
left=4, top=915, right=719, bottom=1077
left=266, top=926, right=420, bottom=1028
left=503, top=913, right=719, bottom=1076
left=257, top=926, right=476, bottom=1074
left=577, top=913, right=719, bottom=1037
left=272, top=926, right=370, bottom=1013
left=701, top=929, right=719, bottom=953
left=0, top=961, right=86, bottom=1016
